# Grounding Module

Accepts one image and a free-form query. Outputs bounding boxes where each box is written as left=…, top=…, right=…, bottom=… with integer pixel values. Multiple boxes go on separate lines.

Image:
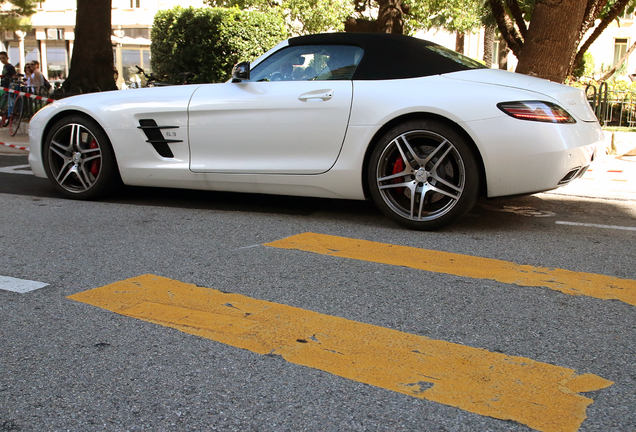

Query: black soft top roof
left=288, top=32, right=485, bottom=80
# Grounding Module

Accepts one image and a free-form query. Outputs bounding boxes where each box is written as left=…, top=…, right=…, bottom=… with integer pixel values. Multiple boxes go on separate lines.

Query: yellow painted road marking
left=68, top=274, right=613, bottom=432
left=265, top=233, right=636, bottom=306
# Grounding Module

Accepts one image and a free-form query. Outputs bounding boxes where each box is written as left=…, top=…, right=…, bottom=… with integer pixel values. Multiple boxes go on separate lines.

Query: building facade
left=0, top=0, right=204, bottom=87
left=586, top=12, right=635, bottom=78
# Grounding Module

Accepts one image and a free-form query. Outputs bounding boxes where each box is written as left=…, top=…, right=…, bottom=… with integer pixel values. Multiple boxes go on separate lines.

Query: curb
left=603, top=131, right=636, bottom=156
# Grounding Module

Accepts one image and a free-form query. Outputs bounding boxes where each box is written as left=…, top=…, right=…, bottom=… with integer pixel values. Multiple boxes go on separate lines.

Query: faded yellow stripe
left=264, top=233, right=636, bottom=306
left=68, top=274, right=613, bottom=432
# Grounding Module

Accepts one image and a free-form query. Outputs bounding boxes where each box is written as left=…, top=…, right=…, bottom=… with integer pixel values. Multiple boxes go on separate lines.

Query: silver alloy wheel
left=47, top=123, right=103, bottom=194
left=375, top=130, right=466, bottom=222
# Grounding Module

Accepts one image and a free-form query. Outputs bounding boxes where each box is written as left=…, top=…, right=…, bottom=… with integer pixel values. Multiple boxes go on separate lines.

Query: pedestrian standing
left=0, top=52, right=16, bottom=89
left=23, top=64, right=32, bottom=88
left=30, top=60, right=44, bottom=92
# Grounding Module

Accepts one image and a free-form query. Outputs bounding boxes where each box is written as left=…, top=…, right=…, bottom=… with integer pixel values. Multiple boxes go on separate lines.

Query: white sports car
left=28, top=33, right=602, bottom=230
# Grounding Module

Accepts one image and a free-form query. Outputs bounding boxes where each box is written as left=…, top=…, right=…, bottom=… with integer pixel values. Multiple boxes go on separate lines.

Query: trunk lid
left=444, top=69, right=597, bottom=122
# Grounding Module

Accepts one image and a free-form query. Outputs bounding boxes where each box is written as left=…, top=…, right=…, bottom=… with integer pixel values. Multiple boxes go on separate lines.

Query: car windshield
left=250, top=45, right=364, bottom=82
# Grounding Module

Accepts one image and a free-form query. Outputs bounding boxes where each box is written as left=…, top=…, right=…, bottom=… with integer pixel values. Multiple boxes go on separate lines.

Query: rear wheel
left=8, top=95, right=23, bottom=136
left=368, top=120, right=480, bottom=230
left=42, top=115, right=121, bottom=199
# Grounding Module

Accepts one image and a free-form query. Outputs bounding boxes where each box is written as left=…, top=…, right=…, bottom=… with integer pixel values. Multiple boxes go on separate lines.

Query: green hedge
left=151, top=7, right=288, bottom=84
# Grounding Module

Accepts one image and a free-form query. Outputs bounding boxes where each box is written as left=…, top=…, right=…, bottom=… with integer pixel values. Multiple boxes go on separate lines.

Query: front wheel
left=368, top=120, right=480, bottom=230
left=8, top=95, right=23, bottom=136
left=42, top=115, right=121, bottom=199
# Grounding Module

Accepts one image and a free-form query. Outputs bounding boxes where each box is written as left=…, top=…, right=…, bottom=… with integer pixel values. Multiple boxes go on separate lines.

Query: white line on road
left=0, top=276, right=49, bottom=293
left=0, top=164, right=33, bottom=175
left=556, top=221, right=636, bottom=231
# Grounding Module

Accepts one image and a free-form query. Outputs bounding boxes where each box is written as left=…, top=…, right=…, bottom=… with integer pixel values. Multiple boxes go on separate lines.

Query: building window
left=7, top=45, right=20, bottom=68
left=124, top=28, right=150, bottom=39
left=47, top=40, right=68, bottom=81
left=492, top=40, right=500, bottom=68
left=115, top=47, right=151, bottom=87
left=130, top=0, right=140, bottom=7
left=24, top=41, right=39, bottom=73
left=614, top=38, right=628, bottom=65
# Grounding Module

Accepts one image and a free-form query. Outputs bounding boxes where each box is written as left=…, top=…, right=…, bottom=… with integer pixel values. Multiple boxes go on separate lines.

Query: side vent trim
left=138, top=119, right=182, bottom=158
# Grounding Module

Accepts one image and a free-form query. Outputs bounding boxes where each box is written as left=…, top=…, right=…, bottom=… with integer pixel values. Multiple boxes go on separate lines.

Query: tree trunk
left=61, top=0, right=114, bottom=94
left=455, top=32, right=465, bottom=54
left=483, top=24, right=495, bottom=67
left=489, top=0, right=523, bottom=57
left=515, top=0, right=587, bottom=82
left=375, top=0, right=406, bottom=34
left=345, top=0, right=408, bottom=33
left=498, top=34, right=509, bottom=71
left=344, top=18, right=376, bottom=33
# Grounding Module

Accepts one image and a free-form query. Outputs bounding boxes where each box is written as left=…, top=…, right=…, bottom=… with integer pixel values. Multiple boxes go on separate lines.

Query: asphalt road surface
left=1, top=153, right=635, bottom=432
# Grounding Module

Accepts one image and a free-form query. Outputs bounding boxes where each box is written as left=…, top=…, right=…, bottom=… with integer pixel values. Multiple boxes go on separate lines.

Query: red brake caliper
left=89, top=139, right=100, bottom=177
left=392, top=157, right=405, bottom=195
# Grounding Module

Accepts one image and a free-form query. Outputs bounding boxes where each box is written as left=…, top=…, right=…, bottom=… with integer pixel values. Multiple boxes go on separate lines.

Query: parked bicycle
left=0, top=75, right=49, bottom=136
left=0, top=76, right=24, bottom=135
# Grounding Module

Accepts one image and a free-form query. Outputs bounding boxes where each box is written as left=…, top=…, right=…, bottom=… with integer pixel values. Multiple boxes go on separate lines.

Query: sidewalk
left=546, top=130, right=636, bottom=201
left=0, top=122, right=29, bottom=155
left=547, top=153, right=636, bottom=201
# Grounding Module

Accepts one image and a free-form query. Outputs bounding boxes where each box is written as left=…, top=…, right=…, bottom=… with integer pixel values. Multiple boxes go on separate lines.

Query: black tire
left=368, top=119, right=480, bottom=230
left=42, top=115, right=121, bottom=200
left=8, top=95, right=23, bottom=136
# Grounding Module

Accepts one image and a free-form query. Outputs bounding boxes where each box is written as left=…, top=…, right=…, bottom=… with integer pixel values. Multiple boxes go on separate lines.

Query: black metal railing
left=585, top=82, right=636, bottom=127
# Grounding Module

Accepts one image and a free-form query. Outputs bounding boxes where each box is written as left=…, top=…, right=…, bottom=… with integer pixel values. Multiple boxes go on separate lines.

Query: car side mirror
left=232, top=61, right=250, bottom=82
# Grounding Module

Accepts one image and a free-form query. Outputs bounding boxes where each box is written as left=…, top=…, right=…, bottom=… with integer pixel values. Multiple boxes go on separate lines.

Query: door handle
left=298, top=90, right=334, bottom=101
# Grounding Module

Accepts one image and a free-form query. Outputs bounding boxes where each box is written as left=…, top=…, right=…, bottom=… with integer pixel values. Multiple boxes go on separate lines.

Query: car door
left=188, top=44, right=363, bottom=174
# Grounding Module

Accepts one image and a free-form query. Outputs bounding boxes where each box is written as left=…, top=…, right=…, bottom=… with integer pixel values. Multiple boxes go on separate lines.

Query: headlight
left=497, top=101, right=576, bottom=124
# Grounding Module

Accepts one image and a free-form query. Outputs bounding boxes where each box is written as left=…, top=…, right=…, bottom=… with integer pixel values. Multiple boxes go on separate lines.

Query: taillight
left=497, top=101, right=576, bottom=124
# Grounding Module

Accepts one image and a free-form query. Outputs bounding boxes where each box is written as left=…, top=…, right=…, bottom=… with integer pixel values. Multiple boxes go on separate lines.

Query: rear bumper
left=464, top=117, right=603, bottom=197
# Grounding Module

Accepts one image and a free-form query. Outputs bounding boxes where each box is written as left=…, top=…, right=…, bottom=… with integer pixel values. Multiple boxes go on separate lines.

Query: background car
left=28, top=33, right=603, bottom=230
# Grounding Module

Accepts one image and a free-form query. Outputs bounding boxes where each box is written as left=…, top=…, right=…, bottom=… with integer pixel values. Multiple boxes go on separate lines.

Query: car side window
left=250, top=45, right=364, bottom=82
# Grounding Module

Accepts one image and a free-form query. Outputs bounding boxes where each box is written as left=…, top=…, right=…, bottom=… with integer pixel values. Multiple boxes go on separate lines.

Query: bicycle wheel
left=9, top=95, right=24, bottom=136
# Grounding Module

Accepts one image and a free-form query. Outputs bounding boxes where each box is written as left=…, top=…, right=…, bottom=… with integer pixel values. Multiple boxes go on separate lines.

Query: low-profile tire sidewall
left=43, top=115, right=121, bottom=200
left=368, top=119, right=480, bottom=230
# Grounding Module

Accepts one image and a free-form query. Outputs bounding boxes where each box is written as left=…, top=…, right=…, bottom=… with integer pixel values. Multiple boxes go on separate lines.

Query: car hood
left=443, top=69, right=597, bottom=122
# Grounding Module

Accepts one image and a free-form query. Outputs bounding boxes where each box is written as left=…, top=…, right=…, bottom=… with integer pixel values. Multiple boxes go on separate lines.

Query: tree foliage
left=288, top=0, right=355, bottom=34
left=206, top=0, right=489, bottom=36
left=152, top=7, right=287, bottom=84
left=206, top=0, right=353, bottom=34
left=412, top=0, right=483, bottom=34
left=0, top=0, right=37, bottom=32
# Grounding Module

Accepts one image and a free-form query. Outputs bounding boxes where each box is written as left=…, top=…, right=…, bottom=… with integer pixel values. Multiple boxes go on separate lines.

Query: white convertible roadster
left=28, top=33, right=602, bottom=230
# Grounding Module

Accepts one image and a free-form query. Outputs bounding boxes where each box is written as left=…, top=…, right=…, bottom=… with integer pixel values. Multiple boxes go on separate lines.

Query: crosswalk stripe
left=0, top=275, right=48, bottom=293
left=68, top=274, right=613, bottom=432
left=264, top=232, right=636, bottom=306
